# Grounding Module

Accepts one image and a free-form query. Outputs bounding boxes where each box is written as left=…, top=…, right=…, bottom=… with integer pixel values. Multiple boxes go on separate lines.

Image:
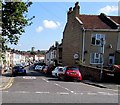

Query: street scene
left=0, top=1, right=120, bottom=104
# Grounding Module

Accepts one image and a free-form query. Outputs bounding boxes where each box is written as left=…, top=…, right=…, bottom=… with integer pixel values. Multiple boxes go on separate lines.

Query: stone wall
left=79, top=65, right=120, bottom=82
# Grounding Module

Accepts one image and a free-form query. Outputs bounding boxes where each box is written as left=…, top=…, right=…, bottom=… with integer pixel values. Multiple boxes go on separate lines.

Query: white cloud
left=43, top=20, right=60, bottom=29
left=98, top=5, right=118, bottom=15
left=36, top=26, right=43, bottom=32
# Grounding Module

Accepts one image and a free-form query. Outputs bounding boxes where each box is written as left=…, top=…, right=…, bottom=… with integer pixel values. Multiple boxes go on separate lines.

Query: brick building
left=62, top=2, right=120, bottom=67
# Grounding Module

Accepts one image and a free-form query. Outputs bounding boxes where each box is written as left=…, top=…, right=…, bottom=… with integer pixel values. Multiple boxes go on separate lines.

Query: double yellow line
left=1, top=77, right=14, bottom=90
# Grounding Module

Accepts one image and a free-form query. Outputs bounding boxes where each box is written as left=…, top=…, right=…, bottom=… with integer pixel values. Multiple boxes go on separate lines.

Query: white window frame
left=109, top=55, right=115, bottom=65
left=90, top=53, right=103, bottom=64
left=91, top=34, right=105, bottom=46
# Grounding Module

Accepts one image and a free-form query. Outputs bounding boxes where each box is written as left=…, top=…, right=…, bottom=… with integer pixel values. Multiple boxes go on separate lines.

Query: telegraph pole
left=100, top=38, right=105, bottom=81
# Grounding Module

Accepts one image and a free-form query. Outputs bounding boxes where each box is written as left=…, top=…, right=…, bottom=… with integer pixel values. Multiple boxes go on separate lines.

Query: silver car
left=52, top=66, right=63, bottom=77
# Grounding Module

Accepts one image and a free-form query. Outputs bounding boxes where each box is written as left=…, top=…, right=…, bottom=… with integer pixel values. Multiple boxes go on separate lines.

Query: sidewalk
left=82, top=80, right=120, bottom=91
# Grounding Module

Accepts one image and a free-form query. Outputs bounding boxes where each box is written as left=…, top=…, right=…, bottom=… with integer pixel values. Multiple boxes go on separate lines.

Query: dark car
left=46, top=65, right=56, bottom=75
left=58, top=66, right=82, bottom=81
left=12, top=66, right=26, bottom=76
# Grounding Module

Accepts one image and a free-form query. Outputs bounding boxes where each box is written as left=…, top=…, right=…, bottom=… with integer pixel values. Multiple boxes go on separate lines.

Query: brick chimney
left=67, top=2, right=80, bottom=22
left=67, top=7, right=73, bottom=21
left=73, top=2, right=80, bottom=17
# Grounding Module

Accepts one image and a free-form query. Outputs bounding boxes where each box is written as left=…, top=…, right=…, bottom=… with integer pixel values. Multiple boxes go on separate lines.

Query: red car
left=58, top=66, right=82, bottom=81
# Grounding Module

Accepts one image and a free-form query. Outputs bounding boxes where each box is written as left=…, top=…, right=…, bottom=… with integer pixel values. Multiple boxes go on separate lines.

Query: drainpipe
left=82, top=27, right=85, bottom=63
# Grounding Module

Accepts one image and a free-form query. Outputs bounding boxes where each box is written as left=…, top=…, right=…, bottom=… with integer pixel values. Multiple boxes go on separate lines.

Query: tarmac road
left=2, top=67, right=119, bottom=104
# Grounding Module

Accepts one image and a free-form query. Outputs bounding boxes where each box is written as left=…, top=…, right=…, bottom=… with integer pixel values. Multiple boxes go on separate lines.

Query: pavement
left=0, top=69, right=120, bottom=91
left=82, top=80, right=120, bottom=91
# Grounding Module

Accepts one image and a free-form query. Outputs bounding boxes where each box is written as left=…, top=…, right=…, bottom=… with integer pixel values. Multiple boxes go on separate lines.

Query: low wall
left=79, top=65, right=120, bottom=82
left=79, top=65, right=101, bottom=82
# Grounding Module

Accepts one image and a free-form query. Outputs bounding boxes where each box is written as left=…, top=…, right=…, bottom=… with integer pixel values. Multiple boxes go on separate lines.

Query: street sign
left=73, top=53, right=79, bottom=60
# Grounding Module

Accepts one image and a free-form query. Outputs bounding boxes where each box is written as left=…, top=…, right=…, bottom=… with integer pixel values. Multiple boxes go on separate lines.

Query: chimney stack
left=67, top=2, right=80, bottom=21
left=73, top=2, right=80, bottom=16
left=68, top=7, right=73, bottom=14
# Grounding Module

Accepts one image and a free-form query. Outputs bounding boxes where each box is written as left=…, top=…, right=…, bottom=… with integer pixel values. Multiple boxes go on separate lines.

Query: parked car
left=42, top=65, right=48, bottom=74
left=12, top=66, right=26, bottom=76
left=34, top=65, right=44, bottom=71
left=58, top=66, right=82, bottom=81
left=33, top=62, right=41, bottom=69
left=52, top=66, right=63, bottom=77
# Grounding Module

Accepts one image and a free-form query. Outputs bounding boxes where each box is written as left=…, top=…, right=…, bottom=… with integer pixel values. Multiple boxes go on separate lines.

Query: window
left=90, top=53, right=103, bottom=64
left=91, top=34, right=105, bottom=46
left=109, top=54, right=115, bottom=65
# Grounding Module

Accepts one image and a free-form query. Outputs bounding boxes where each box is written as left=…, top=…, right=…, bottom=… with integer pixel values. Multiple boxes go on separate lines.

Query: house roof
left=110, top=16, right=120, bottom=24
left=78, top=14, right=120, bottom=29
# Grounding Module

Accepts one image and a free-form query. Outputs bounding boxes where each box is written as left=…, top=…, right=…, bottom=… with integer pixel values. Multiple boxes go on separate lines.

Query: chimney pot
left=75, top=2, right=79, bottom=6
left=69, top=7, right=72, bottom=11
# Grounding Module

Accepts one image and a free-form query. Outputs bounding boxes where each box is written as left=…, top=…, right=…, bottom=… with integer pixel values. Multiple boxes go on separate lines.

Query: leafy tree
left=2, top=1, right=35, bottom=46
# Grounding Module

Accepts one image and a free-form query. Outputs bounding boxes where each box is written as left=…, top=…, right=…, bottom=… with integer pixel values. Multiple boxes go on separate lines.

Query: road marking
left=42, top=78, right=49, bottom=82
left=1, top=77, right=14, bottom=90
left=64, top=88, right=69, bottom=91
left=54, top=83, right=60, bottom=86
left=15, top=91, right=30, bottom=93
left=35, top=92, right=50, bottom=94
left=107, top=88, right=119, bottom=92
left=70, top=91, right=74, bottom=93
left=98, top=92, right=110, bottom=95
left=23, top=76, right=36, bottom=79
left=88, top=92, right=97, bottom=95
left=54, top=83, right=75, bottom=94
left=74, top=92, right=83, bottom=95
left=2, top=91, right=8, bottom=93
left=56, top=92, right=69, bottom=95
left=2, top=90, right=118, bottom=96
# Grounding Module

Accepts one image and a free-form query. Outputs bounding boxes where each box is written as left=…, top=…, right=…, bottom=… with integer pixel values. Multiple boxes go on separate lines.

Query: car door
left=59, top=67, right=66, bottom=79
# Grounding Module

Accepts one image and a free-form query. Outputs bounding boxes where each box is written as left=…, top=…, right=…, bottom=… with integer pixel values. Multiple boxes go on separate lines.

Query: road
left=2, top=67, right=119, bottom=103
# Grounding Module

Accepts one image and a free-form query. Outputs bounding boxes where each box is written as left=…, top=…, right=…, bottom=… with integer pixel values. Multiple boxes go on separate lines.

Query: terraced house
left=62, top=2, right=120, bottom=67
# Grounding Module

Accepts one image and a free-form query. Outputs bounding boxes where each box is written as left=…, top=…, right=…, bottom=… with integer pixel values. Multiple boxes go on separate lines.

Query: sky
left=8, top=1, right=119, bottom=51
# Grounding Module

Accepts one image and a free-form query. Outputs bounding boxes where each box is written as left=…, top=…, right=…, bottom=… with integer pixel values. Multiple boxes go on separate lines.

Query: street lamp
left=100, top=37, right=105, bottom=81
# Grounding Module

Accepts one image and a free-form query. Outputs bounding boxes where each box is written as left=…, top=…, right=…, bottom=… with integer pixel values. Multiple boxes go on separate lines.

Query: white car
left=34, top=65, right=43, bottom=71
left=52, top=66, right=63, bottom=77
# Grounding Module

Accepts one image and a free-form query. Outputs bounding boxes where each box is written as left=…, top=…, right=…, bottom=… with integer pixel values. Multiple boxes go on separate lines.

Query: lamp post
left=100, top=38, right=105, bottom=81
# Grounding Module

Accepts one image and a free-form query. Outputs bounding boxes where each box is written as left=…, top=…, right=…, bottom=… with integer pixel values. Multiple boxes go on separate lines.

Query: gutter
left=82, top=27, right=85, bottom=63
left=85, top=29, right=120, bottom=32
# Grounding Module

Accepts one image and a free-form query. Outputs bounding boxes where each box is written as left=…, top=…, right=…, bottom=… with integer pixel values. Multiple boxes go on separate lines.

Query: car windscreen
left=58, top=68, right=63, bottom=71
left=67, top=67, right=79, bottom=70
left=13, top=66, right=23, bottom=69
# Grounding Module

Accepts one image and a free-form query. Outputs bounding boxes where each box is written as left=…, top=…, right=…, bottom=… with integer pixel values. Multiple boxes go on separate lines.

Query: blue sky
left=9, top=1, right=119, bottom=51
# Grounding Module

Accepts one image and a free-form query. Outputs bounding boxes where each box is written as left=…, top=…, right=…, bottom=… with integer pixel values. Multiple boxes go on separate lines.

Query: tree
left=2, top=1, right=35, bottom=46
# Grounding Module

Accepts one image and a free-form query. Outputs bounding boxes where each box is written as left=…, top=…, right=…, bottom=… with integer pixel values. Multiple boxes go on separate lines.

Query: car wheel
left=58, top=76, right=61, bottom=80
left=12, top=73, right=16, bottom=77
left=73, top=79, right=78, bottom=82
left=24, top=71, right=27, bottom=75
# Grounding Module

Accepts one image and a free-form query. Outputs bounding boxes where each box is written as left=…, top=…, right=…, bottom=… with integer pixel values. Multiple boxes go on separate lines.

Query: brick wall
left=79, top=65, right=120, bottom=82
left=79, top=65, right=101, bottom=81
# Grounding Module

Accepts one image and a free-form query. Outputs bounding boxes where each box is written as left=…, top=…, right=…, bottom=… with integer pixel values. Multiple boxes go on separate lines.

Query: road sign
left=73, top=53, right=79, bottom=60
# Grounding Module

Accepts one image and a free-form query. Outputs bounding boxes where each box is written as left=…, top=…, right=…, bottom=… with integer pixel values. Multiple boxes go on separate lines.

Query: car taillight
left=78, top=73, right=81, bottom=76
